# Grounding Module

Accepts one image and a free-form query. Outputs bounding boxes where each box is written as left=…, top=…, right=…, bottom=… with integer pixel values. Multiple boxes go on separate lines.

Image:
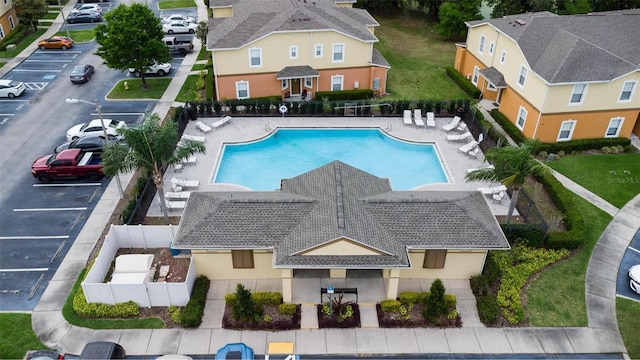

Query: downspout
left=532, top=84, right=549, bottom=140
left=212, top=50, right=220, bottom=102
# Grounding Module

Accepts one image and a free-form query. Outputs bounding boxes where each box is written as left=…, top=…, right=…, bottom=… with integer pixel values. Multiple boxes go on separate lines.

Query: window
left=516, top=106, right=527, bottom=130
left=249, top=48, right=261, bottom=67
left=332, top=43, right=344, bottom=62
left=478, top=35, right=485, bottom=54
left=290, top=45, right=298, bottom=59
left=331, top=75, right=343, bottom=91
left=487, top=82, right=497, bottom=91
left=231, top=250, right=254, bottom=269
left=423, top=250, right=446, bottom=269
left=236, top=81, right=249, bottom=99
left=9, top=16, right=15, bottom=29
left=0, top=25, right=4, bottom=39
left=315, top=44, right=323, bottom=57
left=557, top=120, right=576, bottom=142
left=517, top=65, right=527, bottom=87
left=500, top=50, right=506, bottom=64
left=605, top=117, right=624, bottom=138
left=569, top=84, right=587, bottom=105
left=304, top=77, right=312, bottom=88
left=471, top=66, right=479, bottom=86
left=618, top=81, right=637, bottom=102
left=488, top=41, right=494, bottom=55
left=281, top=79, right=288, bottom=90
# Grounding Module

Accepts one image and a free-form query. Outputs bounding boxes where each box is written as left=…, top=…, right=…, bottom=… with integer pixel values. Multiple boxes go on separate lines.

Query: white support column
left=281, top=269, right=293, bottom=303
left=385, top=269, right=401, bottom=300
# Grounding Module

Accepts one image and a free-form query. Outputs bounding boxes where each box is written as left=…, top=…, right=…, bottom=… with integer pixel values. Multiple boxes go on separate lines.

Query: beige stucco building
left=0, top=0, right=18, bottom=40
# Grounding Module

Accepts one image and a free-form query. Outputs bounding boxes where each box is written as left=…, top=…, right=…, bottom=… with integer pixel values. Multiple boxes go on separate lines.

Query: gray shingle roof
left=479, top=67, right=506, bottom=87
left=207, top=0, right=379, bottom=49
left=276, top=65, right=320, bottom=79
left=371, top=48, right=390, bottom=68
left=467, top=10, right=640, bottom=83
left=173, top=161, right=509, bottom=268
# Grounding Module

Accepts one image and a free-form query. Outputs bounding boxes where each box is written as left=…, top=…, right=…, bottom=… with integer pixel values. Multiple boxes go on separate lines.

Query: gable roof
left=173, top=161, right=509, bottom=268
left=207, top=0, right=379, bottom=50
left=467, top=10, right=640, bottom=83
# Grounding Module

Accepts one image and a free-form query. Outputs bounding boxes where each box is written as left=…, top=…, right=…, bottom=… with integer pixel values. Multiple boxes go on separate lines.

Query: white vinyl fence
left=82, top=224, right=196, bottom=307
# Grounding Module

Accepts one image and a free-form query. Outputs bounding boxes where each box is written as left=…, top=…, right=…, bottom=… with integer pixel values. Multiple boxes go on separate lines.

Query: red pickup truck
left=32, top=148, right=104, bottom=182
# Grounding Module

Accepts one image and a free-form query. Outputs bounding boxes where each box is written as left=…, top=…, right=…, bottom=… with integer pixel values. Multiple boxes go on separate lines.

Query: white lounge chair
left=171, top=177, right=199, bottom=191
left=181, top=134, right=206, bottom=143
left=477, top=185, right=507, bottom=195
left=466, top=164, right=495, bottom=174
left=442, top=116, right=461, bottom=132
left=455, top=122, right=467, bottom=132
left=458, top=140, right=478, bottom=153
left=468, top=147, right=481, bottom=159
left=165, top=191, right=191, bottom=200
left=492, top=191, right=505, bottom=204
left=181, top=156, right=196, bottom=165
left=413, top=109, right=425, bottom=127
left=426, top=112, right=436, bottom=129
left=166, top=200, right=186, bottom=210
left=196, top=121, right=212, bottom=133
left=446, top=131, right=472, bottom=142
left=403, top=110, right=412, bottom=126
left=212, top=115, right=231, bottom=129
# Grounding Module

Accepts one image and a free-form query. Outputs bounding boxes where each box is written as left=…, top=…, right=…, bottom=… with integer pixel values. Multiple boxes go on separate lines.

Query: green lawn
left=41, top=12, right=60, bottom=19
left=55, top=29, right=96, bottom=43
left=175, top=74, right=200, bottom=102
left=526, top=195, right=612, bottom=326
left=0, top=314, right=51, bottom=359
left=0, top=29, right=46, bottom=58
left=546, top=154, right=640, bottom=208
left=617, top=297, right=640, bottom=359
left=108, top=78, right=172, bottom=100
left=375, top=15, right=470, bottom=100
left=158, top=0, right=196, bottom=9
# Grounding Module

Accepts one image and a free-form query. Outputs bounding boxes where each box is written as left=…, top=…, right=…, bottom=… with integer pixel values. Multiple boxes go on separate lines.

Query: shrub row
left=500, top=224, right=546, bottom=248
left=314, top=89, right=374, bottom=101
left=0, top=24, right=30, bottom=51
left=181, top=275, right=210, bottom=328
left=278, top=303, right=297, bottom=315
left=72, top=289, right=139, bottom=318
left=538, top=137, right=631, bottom=154
left=396, top=291, right=457, bottom=308
left=224, top=291, right=282, bottom=306
left=490, top=109, right=527, bottom=145
left=119, top=174, right=150, bottom=224
left=446, top=66, right=481, bottom=99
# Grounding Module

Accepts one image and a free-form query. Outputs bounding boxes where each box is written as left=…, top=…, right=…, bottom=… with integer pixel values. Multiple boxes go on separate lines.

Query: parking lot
left=616, top=228, right=640, bottom=301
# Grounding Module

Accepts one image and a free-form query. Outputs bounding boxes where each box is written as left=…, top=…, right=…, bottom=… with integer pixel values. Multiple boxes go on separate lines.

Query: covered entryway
left=479, top=67, right=506, bottom=104
left=276, top=65, right=319, bottom=99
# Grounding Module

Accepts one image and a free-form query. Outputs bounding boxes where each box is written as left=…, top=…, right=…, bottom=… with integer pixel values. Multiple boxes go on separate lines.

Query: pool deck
left=148, top=115, right=514, bottom=217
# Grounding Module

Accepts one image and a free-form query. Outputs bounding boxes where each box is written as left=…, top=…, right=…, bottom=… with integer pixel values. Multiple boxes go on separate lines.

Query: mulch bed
left=376, top=304, right=462, bottom=328
left=317, top=304, right=361, bottom=329
left=222, top=304, right=301, bottom=331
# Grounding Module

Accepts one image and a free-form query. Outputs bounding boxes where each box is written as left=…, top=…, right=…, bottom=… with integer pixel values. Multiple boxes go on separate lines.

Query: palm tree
left=465, top=139, right=549, bottom=224
left=102, top=113, right=205, bottom=224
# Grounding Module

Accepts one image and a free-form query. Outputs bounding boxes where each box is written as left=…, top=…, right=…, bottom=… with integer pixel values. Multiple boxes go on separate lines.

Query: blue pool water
left=213, top=128, right=449, bottom=190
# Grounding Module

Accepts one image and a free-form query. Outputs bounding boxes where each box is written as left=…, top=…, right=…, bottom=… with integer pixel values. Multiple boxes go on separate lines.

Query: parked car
left=629, top=264, right=640, bottom=295
left=70, top=64, right=95, bottom=83
left=66, top=119, right=127, bottom=141
left=38, top=36, right=74, bottom=50
left=161, top=14, right=195, bottom=24
left=67, top=10, right=102, bottom=23
left=162, top=20, right=197, bottom=34
left=78, top=341, right=125, bottom=359
left=71, top=3, right=102, bottom=13
left=25, top=350, right=64, bottom=360
left=128, top=62, right=172, bottom=77
left=0, top=79, right=26, bottom=98
left=54, top=134, right=113, bottom=153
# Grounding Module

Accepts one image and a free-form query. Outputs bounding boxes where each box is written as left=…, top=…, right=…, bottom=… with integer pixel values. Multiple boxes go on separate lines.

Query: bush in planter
left=424, top=279, right=447, bottom=321
left=181, top=275, right=210, bottom=327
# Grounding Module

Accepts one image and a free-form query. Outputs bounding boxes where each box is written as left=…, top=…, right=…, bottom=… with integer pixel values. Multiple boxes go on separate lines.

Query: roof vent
left=515, top=19, right=526, bottom=25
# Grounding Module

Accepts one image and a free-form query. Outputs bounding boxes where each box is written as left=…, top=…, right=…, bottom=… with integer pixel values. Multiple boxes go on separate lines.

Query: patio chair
left=466, top=164, right=495, bottom=174
left=181, top=156, right=197, bottom=165
left=455, top=122, right=467, bottom=132
left=492, top=191, right=505, bottom=204
left=171, top=177, right=199, bottom=191
left=468, top=147, right=481, bottom=159
left=166, top=200, right=186, bottom=210
left=403, top=110, right=412, bottom=125
left=181, top=134, right=206, bottom=143
left=212, top=115, right=232, bottom=129
left=413, top=109, right=425, bottom=127
left=477, top=185, right=507, bottom=195
left=458, top=140, right=478, bottom=154
left=196, top=121, right=212, bottom=133
left=165, top=191, right=191, bottom=200
left=442, top=116, right=461, bottom=132
left=446, top=131, right=472, bottom=142
left=426, top=112, right=436, bottom=129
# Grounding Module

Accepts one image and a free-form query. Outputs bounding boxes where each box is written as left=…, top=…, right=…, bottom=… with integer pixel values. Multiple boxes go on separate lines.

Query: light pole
left=66, top=98, right=124, bottom=198
left=56, top=0, right=72, bottom=39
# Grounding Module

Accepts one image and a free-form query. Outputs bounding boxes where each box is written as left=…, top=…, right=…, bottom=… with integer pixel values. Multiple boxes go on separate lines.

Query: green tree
left=101, top=113, right=205, bottom=224
left=558, top=0, right=592, bottom=14
left=465, top=139, right=549, bottom=224
left=437, top=0, right=482, bottom=39
left=232, top=284, right=259, bottom=321
left=195, top=20, right=208, bottom=46
left=94, top=3, right=170, bottom=89
left=425, top=279, right=447, bottom=321
left=14, top=0, right=47, bottom=32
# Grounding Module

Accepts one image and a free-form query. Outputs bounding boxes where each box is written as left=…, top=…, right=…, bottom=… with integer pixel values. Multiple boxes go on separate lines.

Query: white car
left=0, top=79, right=26, bottom=98
left=70, top=4, right=102, bottom=13
left=128, top=62, right=172, bottom=77
left=629, top=264, right=640, bottom=295
left=66, top=119, right=127, bottom=141
left=161, top=14, right=195, bottom=24
left=162, top=20, right=197, bottom=34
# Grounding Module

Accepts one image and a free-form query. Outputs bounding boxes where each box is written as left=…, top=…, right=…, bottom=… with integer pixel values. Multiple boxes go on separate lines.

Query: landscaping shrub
left=398, top=291, right=420, bottom=305
left=380, top=299, right=402, bottom=313
left=424, top=279, right=447, bottom=321
left=538, top=137, right=630, bottom=154
left=501, top=224, right=546, bottom=248
left=470, top=274, right=491, bottom=297
left=314, top=89, right=373, bottom=101
left=476, top=294, right=498, bottom=325
left=446, top=66, right=481, bottom=99
left=230, top=283, right=261, bottom=321
left=72, top=290, right=139, bottom=318
left=168, top=305, right=182, bottom=324
left=278, top=303, right=297, bottom=315
left=180, top=275, right=210, bottom=328
left=490, top=109, right=527, bottom=144
left=0, top=24, right=29, bottom=51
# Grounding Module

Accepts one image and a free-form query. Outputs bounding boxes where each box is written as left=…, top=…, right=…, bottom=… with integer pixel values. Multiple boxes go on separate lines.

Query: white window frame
left=557, top=120, right=576, bottom=142
left=500, top=50, right=506, bottom=64
left=569, top=84, right=587, bottom=105
left=315, top=44, right=323, bottom=58
left=332, top=43, right=344, bottom=62
left=516, top=106, right=527, bottom=130
left=618, top=80, right=637, bottom=103
left=471, top=66, right=479, bottom=86
left=478, top=35, right=485, bottom=54
left=0, top=24, right=4, bottom=39
left=605, top=117, right=624, bottom=138
left=304, top=77, right=312, bottom=88
left=249, top=48, right=262, bottom=68
left=487, top=82, right=497, bottom=91
left=8, top=16, right=15, bottom=29
left=281, top=79, right=288, bottom=90
left=331, top=75, right=343, bottom=91
left=236, top=81, right=249, bottom=99
left=290, top=45, right=298, bottom=59
left=488, top=41, right=494, bottom=55
left=517, top=65, right=527, bottom=87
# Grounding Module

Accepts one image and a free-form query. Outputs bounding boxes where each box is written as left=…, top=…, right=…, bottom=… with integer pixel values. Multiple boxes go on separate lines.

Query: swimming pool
left=213, top=128, right=449, bottom=190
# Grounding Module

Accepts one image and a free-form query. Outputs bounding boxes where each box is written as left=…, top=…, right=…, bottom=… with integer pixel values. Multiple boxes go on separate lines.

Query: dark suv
left=67, top=11, right=102, bottom=23
left=78, top=342, right=125, bottom=359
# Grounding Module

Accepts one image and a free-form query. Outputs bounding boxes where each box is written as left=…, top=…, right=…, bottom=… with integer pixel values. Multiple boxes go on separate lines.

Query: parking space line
left=24, top=59, right=73, bottom=63
left=33, top=183, right=102, bottom=187
left=629, top=246, right=640, bottom=254
left=0, top=267, right=48, bottom=272
left=0, top=235, right=69, bottom=240
left=12, top=69, right=62, bottom=72
left=13, top=207, right=88, bottom=212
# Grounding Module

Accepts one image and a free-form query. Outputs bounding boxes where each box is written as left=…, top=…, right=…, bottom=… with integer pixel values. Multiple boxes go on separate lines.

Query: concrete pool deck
left=148, top=115, right=515, bottom=217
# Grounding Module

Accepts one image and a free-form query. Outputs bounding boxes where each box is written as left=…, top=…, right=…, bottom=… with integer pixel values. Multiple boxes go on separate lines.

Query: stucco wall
left=401, top=250, right=487, bottom=279
left=534, top=109, right=639, bottom=142
left=193, top=250, right=281, bottom=279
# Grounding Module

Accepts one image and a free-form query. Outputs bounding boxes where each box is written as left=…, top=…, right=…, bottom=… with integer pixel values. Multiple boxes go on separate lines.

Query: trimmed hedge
left=476, top=294, right=498, bottom=324
left=0, top=24, right=30, bottom=51
left=314, top=89, right=374, bottom=101
left=446, top=66, right=481, bottom=99
left=278, top=303, right=297, bottom=315
left=224, top=291, right=283, bottom=306
left=181, top=275, right=210, bottom=328
left=538, top=137, right=631, bottom=154
left=501, top=224, right=546, bottom=248
left=72, top=290, right=139, bottom=318
left=490, top=109, right=527, bottom=144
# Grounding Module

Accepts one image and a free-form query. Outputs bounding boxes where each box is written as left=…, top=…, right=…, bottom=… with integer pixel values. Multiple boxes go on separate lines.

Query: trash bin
left=169, top=242, right=180, bottom=256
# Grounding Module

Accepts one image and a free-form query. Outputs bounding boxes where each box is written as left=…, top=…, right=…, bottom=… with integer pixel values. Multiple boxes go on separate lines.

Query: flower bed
left=317, top=303, right=361, bottom=328
left=222, top=304, right=301, bottom=331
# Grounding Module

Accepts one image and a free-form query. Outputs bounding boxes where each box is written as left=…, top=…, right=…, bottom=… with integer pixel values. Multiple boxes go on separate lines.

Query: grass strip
left=0, top=29, right=46, bottom=58
left=617, top=297, right=640, bottom=359
left=158, top=0, right=196, bottom=9
left=108, top=78, right=172, bottom=100
left=0, top=313, right=51, bottom=359
left=175, top=74, right=199, bottom=102
left=55, top=29, right=96, bottom=43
